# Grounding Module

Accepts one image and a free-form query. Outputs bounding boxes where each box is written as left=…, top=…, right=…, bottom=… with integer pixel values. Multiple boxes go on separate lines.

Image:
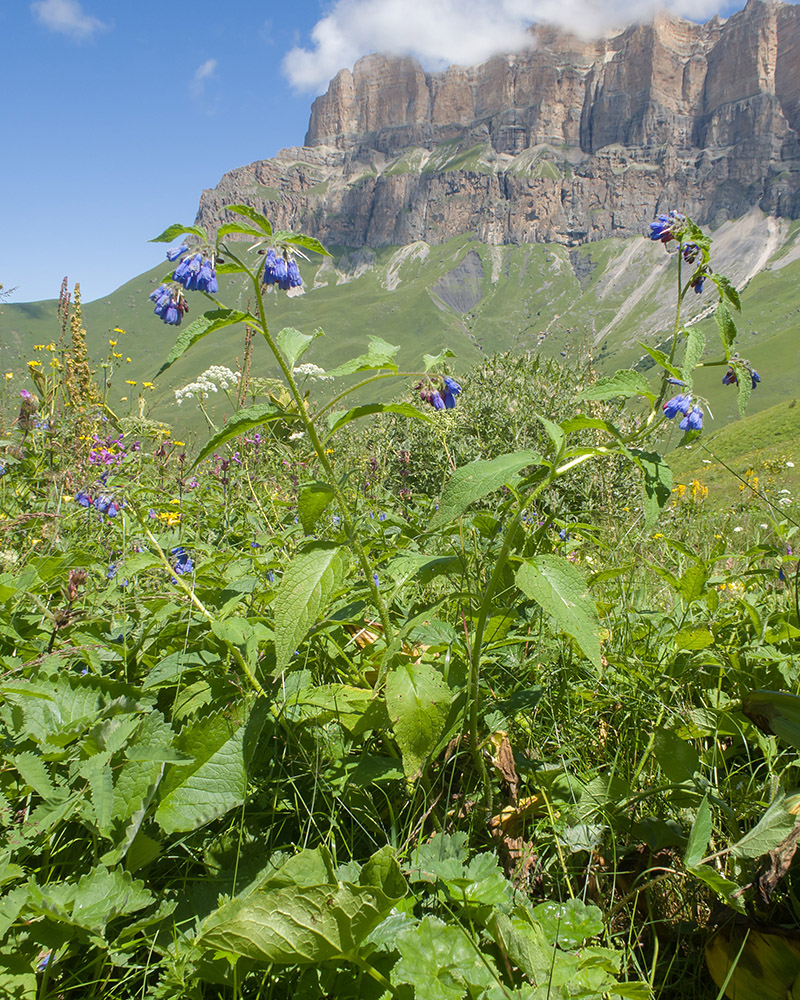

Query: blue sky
left=0, top=0, right=763, bottom=303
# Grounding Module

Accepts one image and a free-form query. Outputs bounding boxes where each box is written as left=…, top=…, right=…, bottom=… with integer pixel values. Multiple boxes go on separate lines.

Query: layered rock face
left=197, top=0, right=800, bottom=248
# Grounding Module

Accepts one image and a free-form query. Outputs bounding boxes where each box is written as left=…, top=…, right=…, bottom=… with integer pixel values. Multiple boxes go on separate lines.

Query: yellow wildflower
left=27, top=360, right=42, bottom=368
left=33, top=344, right=44, bottom=351
left=126, top=357, right=132, bottom=363
left=113, top=327, right=125, bottom=334
left=4, top=372, right=12, bottom=380
left=109, top=339, right=117, bottom=346
left=113, top=353, right=122, bottom=359
left=125, top=380, right=137, bottom=386
left=143, top=382, right=154, bottom=389
left=174, top=441, right=185, bottom=447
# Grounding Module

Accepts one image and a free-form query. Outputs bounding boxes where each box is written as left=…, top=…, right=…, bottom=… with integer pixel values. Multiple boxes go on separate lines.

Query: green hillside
left=1, top=210, right=797, bottom=445
left=667, top=396, right=800, bottom=510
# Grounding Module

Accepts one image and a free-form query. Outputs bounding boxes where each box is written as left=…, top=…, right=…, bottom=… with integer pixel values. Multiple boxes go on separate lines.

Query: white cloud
left=283, top=0, right=735, bottom=94
left=30, top=0, right=108, bottom=40
left=190, top=58, right=218, bottom=98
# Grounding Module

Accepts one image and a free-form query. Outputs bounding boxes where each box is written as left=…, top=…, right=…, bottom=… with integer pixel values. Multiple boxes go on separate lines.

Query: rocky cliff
left=197, top=0, right=800, bottom=248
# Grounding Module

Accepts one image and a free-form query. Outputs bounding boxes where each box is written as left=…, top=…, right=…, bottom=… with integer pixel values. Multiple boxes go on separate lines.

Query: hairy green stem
left=248, top=272, right=394, bottom=642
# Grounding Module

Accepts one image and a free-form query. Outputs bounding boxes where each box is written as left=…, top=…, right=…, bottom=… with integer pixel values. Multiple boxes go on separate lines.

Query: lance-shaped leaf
left=629, top=449, right=673, bottom=529
left=385, top=662, right=452, bottom=781
left=271, top=230, right=331, bottom=257
left=681, top=327, right=706, bottom=385
left=578, top=369, right=655, bottom=402
left=326, top=402, right=434, bottom=435
left=217, top=222, right=270, bottom=241
left=278, top=326, right=321, bottom=369
left=155, top=701, right=268, bottom=834
left=736, top=363, right=752, bottom=418
left=156, top=309, right=251, bottom=376
left=423, top=349, right=456, bottom=371
left=713, top=274, right=741, bottom=311
left=191, top=404, right=278, bottom=469
left=327, top=337, right=400, bottom=377
left=516, top=556, right=601, bottom=668
left=198, top=846, right=405, bottom=963
left=298, top=482, right=336, bottom=534
left=429, top=451, right=541, bottom=529
left=273, top=543, right=349, bottom=671
left=684, top=794, right=712, bottom=868
left=715, top=303, right=737, bottom=358
left=150, top=223, right=208, bottom=243
left=226, top=204, right=273, bottom=236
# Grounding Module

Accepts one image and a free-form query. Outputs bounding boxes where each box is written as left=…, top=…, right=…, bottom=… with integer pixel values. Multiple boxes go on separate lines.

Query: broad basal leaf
left=385, top=662, right=452, bottom=780
left=154, top=702, right=267, bottom=835
left=198, top=847, right=404, bottom=964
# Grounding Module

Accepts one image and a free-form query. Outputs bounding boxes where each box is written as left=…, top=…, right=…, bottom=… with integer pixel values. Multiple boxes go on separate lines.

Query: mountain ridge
left=196, top=0, right=800, bottom=249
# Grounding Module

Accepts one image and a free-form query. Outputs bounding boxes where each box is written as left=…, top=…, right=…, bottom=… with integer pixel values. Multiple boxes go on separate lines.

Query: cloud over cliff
left=283, top=0, right=737, bottom=93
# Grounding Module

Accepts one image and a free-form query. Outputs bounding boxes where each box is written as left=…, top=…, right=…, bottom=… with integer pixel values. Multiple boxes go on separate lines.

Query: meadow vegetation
left=0, top=208, right=799, bottom=1000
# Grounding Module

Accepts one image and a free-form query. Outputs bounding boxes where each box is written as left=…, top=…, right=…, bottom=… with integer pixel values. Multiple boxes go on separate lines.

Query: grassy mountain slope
left=1, top=210, right=797, bottom=443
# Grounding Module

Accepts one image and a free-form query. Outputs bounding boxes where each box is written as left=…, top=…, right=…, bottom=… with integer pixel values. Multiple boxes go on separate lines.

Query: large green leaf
left=273, top=543, right=349, bottom=671
left=385, top=662, right=452, bottom=781
left=191, top=404, right=278, bottom=468
left=297, top=482, right=335, bottom=534
left=327, top=337, right=400, bottom=377
left=198, top=846, right=404, bottom=963
left=150, top=223, right=207, bottom=243
left=577, top=370, right=654, bottom=402
left=227, top=204, right=273, bottom=236
left=156, top=309, right=251, bottom=376
left=326, top=402, right=434, bottom=435
left=277, top=326, right=320, bottom=369
left=715, top=303, right=737, bottom=357
left=684, top=794, right=712, bottom=868
left=429, top=451, right=541, bottom=529
left=271, top=230, right=331, bottom=257
left=154, top=702, right=267, bottom=834
left=515, top=556, right=600, bottom=668
left=730, top=791, right=800, bottom=860
left=630, top=449, right=673, bottom=529
left=681, top=326, right=706, bottom=383
left=392, top=916, right=497, bottom=999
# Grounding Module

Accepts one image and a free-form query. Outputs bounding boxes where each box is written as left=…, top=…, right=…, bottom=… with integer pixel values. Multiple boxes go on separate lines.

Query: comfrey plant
left=148, top=206, right=749, bottom=811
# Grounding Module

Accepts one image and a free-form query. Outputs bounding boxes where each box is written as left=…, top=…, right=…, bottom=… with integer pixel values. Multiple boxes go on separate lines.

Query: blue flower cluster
left=149, top=284, right=189, bottom=326
left=74, top=489, right=121, bottom=517
left=649, top=211, right=685, bottom=244
left=172, top=252, right=218, bottom=294
left=171, top=545, right=193, bottom=576
left=663, top=392, right=703, bottom=431
left=262, top=249, right=302, bottom=290
left=722, top=366, right=760, bottom=389
left=419, top=375, right=462, bottom=410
